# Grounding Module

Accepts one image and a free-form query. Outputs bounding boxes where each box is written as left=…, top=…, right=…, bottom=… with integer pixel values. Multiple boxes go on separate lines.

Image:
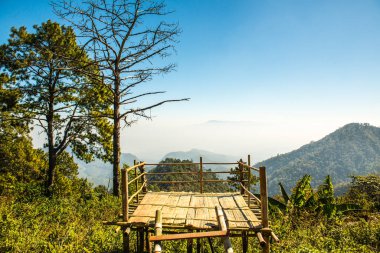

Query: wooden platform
left=127, top=191, right=262, bottom=231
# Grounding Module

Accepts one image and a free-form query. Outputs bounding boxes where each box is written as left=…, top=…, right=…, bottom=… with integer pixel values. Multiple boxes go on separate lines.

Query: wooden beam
left=121, top=169, right=128, bottom=222
left=259, top=166, right=270, bottom=253
left=199, top=157, right=203, bottom=194
left=239, top=159, right=244, bottom=195
left=248, top=155, right=251, bottom=208
left=150, top=230, right=228, bottom=241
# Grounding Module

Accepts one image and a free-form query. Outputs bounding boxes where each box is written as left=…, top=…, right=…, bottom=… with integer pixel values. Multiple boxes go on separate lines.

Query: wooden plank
left=150, top=230, right=228, bottom=242
left=218, top=195, right=237, bottom=228
left=162, top=194, right=180, bottom=224
left=173, top=194, right=191, bottom=225
left=186, top=195, right=196, bottom=227
left=193, top=195, right=206, bottom=228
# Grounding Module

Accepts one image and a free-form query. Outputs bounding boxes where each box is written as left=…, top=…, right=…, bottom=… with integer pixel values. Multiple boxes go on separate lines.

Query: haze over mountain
left=77, top=153, right=139, bottom=188
left=76, top=123, right=380, bottom=194
left=163, top=148, right=240, bottom=164
left=257, top=123, right=380, bottom=195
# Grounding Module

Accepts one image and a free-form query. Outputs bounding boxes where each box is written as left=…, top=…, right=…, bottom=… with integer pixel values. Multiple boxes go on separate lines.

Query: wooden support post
left=145, top=227, right=151, bottom=252
left=122, top=227, right=130, bottom=253
left=196, top=239, right=200, bottom=253
left=242, top=231, right=248, bottom=253
left=121, top=169, right=129, bottom=222
left=134, top=160, right=139, bottom=203
left=247, top=155, right=251, bottom=208
left=154, top=210, right=162, bottom=253
left=187, top=229, right=193, bottom=253
left=121, top=168, right=129, bottom=253
left=239, top=159, right=244, bottom=195
left=259, top=166, right=270, bottom=253
left=199, top=157, right=203, bottom=194
left=138, top=228, right=144, bottom=253
left=207, top=237, right=215, bottom=253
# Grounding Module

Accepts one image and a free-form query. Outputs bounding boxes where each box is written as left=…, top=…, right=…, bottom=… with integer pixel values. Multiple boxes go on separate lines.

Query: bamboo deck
left=127, top=191, right=262, bottom=231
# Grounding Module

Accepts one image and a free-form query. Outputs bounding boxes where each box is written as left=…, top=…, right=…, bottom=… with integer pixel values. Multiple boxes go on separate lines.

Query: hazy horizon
left=31, top=121, right=380, bottom=163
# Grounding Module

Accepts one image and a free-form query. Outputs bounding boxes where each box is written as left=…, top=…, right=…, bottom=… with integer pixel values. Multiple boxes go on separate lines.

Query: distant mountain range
left=163, top=148, right=240, bottom=164
left=258, top=123, right=380, bottom=195
left=77, top=123, right=380, bottom=195
left=77, top=149, right=240, bottom=186
left=77, top=153, right=139, bottom=187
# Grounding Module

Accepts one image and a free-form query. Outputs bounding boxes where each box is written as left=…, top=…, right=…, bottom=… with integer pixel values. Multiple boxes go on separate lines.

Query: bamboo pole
left=200, top=157, right=203, bottom=194
left=239, top=159, right=244, bottom=195
left=215, top=206, right=233, bottom=253
left=134, top=160, right=139, bottom=203
left=145, top=227, right=151, bottom=252
left=259, top=166, right=270, bottom=253
left=121, top=169, right=128, bottom=222
left=248, top=155, right=251, bottom=208
left=154, top=210, right=162, bottom=253
left=256, top=232, right=266, bottom=247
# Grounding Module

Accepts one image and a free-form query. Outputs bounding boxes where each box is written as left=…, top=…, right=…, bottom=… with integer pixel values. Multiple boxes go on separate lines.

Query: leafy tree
left=290, top=174, right=315, bottom=210
left=270, top=175, right=361, bottom=218
left=53, top=0, right=189, bottom=196
left=316, top=175, right=335, bottom=217
left=0, top=21, right=112, bottom=195
left=227, top=161, right=259, bottom=192
left=345, top=174, right=380, bottom=211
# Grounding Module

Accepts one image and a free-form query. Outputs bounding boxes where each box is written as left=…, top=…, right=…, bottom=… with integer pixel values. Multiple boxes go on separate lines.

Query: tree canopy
left=0, top=20, right=112, bottom=194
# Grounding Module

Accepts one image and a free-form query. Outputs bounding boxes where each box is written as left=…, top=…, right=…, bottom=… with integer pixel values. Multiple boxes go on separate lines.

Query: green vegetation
left=0, top=2, right=379, bottom=252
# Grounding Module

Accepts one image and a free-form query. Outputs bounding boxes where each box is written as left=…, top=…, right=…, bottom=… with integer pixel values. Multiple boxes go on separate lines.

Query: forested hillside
left=258, top=123, right=380, bottom=195
left=147, top=158, right=230, bottom=192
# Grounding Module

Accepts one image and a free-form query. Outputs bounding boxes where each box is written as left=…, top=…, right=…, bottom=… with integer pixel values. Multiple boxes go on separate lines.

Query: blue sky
left=1, top=0, right=380, bottom=161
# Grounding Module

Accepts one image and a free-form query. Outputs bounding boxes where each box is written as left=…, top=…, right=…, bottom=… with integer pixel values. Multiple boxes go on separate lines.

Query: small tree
left=0, top=21, right=112, bottom=195
left=53, top=0, right=189, bottom=196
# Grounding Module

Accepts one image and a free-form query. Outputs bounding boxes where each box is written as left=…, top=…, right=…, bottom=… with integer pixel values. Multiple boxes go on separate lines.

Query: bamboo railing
left=120, top=155, right=272, bottom=252
left=121, top=155, right=268, bottom=219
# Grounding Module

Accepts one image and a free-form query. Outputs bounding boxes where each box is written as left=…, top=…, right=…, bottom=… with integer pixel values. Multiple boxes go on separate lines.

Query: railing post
left=121, top=168, right=130, bottom=253
left=134, top=160, right=139, bottom=203
left=122, top=168, right=129, bottom=221
left=239, top=159, right=244, bottom=195
left=259, top=166, right=270, bottom=253
left=199, top=157, right=203, bottom=194
left=248, top=155, right=251, bottom=208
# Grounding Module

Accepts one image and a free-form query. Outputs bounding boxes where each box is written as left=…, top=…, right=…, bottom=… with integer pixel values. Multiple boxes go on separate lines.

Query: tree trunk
left=113, top=73, right=121, bottom=196
left=46, top=95, right=56, bottom=196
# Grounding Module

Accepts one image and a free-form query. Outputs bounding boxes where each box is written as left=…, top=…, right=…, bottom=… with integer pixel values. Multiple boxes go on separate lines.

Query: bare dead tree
left=53, top=0, right=189, bottom=196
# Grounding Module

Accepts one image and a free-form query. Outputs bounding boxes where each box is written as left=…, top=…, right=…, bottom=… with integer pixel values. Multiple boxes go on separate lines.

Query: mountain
left=257, top=123, right=380, bottom=196
left=162, top=149, right=240, bottom=177
left=77, top=153, right=139, bottom=188
left=163, top=148, right=240, bottom=164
